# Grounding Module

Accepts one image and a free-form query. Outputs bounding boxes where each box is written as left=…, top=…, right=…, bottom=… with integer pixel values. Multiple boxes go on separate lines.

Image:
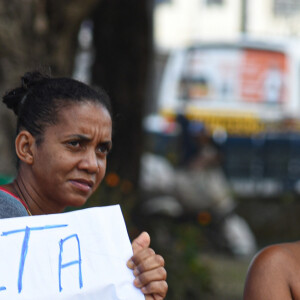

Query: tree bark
left=0, top=0, right=100, bottom=175
left=92, top=0, right=154, bottom=188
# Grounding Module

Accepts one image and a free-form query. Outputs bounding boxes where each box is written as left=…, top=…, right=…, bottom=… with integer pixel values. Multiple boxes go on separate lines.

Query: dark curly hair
left=3, top=71, right=112, bottom=144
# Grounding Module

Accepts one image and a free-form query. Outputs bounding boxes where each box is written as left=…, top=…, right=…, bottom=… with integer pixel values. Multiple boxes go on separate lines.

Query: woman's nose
left=78, top=151, right=100, bottom=173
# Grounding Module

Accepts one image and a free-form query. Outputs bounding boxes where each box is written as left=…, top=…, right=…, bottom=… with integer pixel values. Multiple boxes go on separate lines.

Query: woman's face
left=30, top=101, right=112, bottom=211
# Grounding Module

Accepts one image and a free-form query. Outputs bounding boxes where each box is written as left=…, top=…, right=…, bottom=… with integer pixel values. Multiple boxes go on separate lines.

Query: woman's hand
left=127, top=232, right=168, bottom=300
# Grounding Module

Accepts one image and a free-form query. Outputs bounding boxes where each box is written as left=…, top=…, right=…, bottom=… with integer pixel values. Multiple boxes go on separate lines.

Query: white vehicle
left=157, top=36, right=300, bottom=136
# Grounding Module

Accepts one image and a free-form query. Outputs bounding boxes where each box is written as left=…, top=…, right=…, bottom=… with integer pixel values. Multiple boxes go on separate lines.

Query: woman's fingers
left=134, top=267, right=167, bottom=288
left=133, top=252, right=165, bottom=276
left=142, top=280, right=168, bottom=299
left=145, top=295, right=165, bottom=300
left=128, top=232, right=168, bottom=299
left=131, top=232, right=151, bottom=254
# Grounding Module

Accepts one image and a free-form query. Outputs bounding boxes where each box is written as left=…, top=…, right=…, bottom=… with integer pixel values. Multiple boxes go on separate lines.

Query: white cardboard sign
left=0, top=205, right=144, bottom=300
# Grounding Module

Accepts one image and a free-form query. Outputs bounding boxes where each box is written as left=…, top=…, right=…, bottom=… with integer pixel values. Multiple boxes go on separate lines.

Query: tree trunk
left=92, top=0, right=154, bottom=189
left=0, top=0, right=100, bottom=176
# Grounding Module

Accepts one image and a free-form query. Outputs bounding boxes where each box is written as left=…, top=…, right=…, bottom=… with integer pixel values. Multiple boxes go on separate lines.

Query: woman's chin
left=62, top=196, right=89, bottom=209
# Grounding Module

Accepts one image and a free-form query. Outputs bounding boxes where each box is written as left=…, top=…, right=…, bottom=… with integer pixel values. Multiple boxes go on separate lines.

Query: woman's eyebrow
left=68, top=135, right=112, bottom=145
left=68, top=134, right=91, bottom=141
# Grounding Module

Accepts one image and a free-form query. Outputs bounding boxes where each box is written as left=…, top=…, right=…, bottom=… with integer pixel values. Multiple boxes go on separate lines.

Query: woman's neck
left=8, top=172, right=64, bottom=215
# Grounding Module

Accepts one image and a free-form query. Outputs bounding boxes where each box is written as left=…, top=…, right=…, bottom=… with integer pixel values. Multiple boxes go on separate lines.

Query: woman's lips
left=69, top=179, right=93, bottom=193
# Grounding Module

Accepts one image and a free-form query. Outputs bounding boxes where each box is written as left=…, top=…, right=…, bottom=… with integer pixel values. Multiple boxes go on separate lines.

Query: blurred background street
left=2, top=0, right=300, bottom=299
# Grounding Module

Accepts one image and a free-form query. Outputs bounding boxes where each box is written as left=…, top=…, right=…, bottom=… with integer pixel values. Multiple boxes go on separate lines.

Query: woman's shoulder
left=246, top=242, right=300, bottom=281
left=250, top=242, right=300, bottom=271
left=243, top=242, right=300, bottom=299
left=0, top=188, right=29, bottom=218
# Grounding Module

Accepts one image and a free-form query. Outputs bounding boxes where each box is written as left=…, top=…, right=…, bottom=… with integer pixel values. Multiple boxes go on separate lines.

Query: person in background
left=0, top=71, right=168, bottom=300
left=175, top=120, right=257, bottom=256
left=176, top=120, right=235, bottom=218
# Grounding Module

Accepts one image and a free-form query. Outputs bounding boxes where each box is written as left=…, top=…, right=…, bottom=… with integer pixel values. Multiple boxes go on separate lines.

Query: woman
left=0, top=71, right=167, bottom=299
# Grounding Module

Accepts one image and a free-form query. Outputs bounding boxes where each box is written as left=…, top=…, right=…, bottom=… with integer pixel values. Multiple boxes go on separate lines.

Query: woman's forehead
left=53, top=102, right=112, bottom=134
left=58, top=101, right=111, bottom=121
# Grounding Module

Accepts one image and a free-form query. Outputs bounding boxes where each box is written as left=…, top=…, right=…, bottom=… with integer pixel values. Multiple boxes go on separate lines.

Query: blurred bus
left=146, top=37, right=300, bottom=196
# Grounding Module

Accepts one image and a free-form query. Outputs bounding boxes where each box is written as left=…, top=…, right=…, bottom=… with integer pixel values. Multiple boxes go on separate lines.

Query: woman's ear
left=15, top=130, right=35, bottom=165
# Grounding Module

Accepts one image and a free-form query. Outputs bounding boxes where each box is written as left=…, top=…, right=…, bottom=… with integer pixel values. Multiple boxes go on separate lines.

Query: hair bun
left=2, top=71, right=49, bottom=115
left=2, top=87, right=25, bottom=116
left=21, top=71, right=49, bottom=89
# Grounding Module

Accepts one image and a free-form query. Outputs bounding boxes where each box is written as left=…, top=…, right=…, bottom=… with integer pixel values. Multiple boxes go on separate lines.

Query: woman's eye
left=68, top=141, right=80, bottom=148
left=97, top=143, right=111, bottom=155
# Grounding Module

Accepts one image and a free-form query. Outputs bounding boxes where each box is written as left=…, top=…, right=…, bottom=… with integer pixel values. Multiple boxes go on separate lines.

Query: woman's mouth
left=69, top=179, right=93, bottom=193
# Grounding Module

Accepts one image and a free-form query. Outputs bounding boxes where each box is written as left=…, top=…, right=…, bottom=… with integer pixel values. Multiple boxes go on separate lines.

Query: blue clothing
left=0, top=189, right=29, bottom=219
